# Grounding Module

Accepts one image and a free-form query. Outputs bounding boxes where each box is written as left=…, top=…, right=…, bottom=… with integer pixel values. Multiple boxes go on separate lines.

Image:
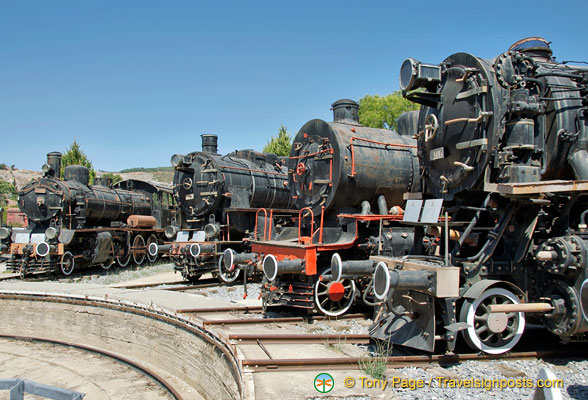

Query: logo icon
left=314, top=372, right=334, bottom=393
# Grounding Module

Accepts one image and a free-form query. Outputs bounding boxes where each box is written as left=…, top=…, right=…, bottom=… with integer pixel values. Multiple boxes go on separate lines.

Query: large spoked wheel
left=60, top=252, right=75, bottom=276
left=460, top=287, right=526, bottom=354
left=101, top=258, right=114, bottom=270
left=132, top=235, right=146, bottom=266
left=218, top=254, right=241, bottom=283
left=116, top=241, right=131, bottom=267
left=146, top=235, right=158, bottom=263
left=314, top=268, right=357, bottom=317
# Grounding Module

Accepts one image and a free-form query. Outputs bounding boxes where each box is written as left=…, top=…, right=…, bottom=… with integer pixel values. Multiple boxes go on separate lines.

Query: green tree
left=100, top=172, right=123, bottom=185
left=0, top=178, right=18, bottom=225
left=61, top=140, right=96, bottom=183
left=358, top=91, right=419, bottom=130
left=263, top=125, right=292, bottom=156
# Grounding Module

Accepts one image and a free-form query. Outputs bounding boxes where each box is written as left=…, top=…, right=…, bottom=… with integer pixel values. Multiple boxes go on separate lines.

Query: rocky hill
left=0, top=167, right=173, bottom=190
left=0, top=168, right=41, bottom=189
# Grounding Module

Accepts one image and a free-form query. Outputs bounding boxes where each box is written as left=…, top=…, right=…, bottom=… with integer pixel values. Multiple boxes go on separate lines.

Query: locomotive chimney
left=44, top=152, right=62, bottom=178
left=201, top=134, right=218, bottom=154
left=331, top=99, right=360, bottom=125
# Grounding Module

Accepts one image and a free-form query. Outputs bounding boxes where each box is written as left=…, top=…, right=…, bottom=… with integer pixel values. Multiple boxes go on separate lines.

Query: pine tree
left=61, top=140, right=96, bottom=183
left=263, top=125, right=292, bottom=156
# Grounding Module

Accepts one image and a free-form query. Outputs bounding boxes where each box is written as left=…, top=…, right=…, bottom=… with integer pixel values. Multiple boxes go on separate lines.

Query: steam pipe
left=377, top=195, right=388, bottom=215
left=360, top=201, right=371, bottom=215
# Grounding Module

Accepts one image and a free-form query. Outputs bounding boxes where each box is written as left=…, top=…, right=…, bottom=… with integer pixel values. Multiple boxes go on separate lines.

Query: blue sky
left=1, top=1, right=587, bottom=171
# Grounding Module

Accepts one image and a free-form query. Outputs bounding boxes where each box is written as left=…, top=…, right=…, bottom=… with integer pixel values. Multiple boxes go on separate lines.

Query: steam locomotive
left=0, top=152, right=177, bottom=276
left=337, top=37, right=588, bottom=354
left=150, top=134, right=296, bottom=283
left=224, top=99, right=421, bottom=316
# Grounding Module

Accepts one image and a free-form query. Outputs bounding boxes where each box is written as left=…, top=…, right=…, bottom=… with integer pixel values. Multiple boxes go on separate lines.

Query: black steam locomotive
left=0, top=152, right=176, bottom=276
left=225, top=99, right=421, bottom=316
left=151, top=134, right=296, bottom=283
left=339, top=37, right=588, bottom=354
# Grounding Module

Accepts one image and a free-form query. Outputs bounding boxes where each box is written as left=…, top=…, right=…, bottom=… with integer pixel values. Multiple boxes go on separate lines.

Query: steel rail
left=111, top=280, right=187, bottom=289
left=177, top=305, right=264, bottom=314
left=242, top=349, right=587, bottom=371
left=202, top=312, right=367, bottom=326
left=0, top=333, right=183, bottom=400
left=230, top=333, right=370, bottom=344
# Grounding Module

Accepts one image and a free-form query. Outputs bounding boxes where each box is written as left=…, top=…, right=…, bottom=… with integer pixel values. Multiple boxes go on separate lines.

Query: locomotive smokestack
left=331, top=99, right=360, bottom=125
left=45, top=152, right=62, bottom=178
left=201, top=134, right=218, bottom=154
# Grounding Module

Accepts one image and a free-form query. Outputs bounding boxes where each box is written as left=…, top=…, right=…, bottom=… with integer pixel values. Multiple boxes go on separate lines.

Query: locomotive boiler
left=361, top=37, right=588, bottom=354
left=153, top=134, right=296, bottom=282
left=290, top=99, right=419, bottom=215
left=0, top=152, right=175, bottom=276
left=225, top=100, right=421, bottom=316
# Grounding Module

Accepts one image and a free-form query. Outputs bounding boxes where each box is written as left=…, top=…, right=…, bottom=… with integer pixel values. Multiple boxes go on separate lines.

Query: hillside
left=0, top=166, right=173, bottom=190
left=0, top=167, right=42, bottom=189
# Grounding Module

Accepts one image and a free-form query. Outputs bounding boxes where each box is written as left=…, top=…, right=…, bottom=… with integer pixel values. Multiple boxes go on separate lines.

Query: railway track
left=1, top=284, right=587, bottom=398
left=169, top=297, right=588, bottom=374
left=0, top=333, right=183, bottom=399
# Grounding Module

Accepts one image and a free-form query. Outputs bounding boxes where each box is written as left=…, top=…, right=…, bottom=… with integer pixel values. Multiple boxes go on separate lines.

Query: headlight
left=170, top=154, right=186, bottom=168
left=165, top=225, right=179, bottom=239
left=0, top=227, right=12, bottom=240
left=399, top=58, right=441, bottom=92
left=45, top=226, right=59, bottom=240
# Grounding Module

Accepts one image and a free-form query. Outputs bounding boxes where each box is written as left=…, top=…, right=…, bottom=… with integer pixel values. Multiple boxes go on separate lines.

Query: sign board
left=403, top=200, right=423, bottom=223
left=176, top=231, right=189, bottom=242
left=420, top=199, right=444, bottom=223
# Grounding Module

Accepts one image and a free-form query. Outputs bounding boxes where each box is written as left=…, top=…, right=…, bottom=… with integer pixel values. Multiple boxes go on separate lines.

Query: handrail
left=254, top=208, right=268, bottom=241
left=318, top=205, right=325, bottom=244
left=297, top=207, right=315, bottom=243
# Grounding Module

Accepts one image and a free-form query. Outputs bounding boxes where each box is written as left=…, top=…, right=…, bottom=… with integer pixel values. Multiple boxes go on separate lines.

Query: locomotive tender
left=344, top=37, right=588, bottom=354
left=225, top=99, right=421, bottom=316
left=0, top=152, right=176, bottom=276
left=152, top=134, right=296, bottom=282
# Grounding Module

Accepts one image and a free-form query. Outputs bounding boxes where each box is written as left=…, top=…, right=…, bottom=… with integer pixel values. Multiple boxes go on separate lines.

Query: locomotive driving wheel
left=218, top=254, right=241, bottom=283
left=116, top=241, right=131, bottom=267
left=314, top=268, right=357, bottom=317
left=460, top=287, right=526, bottom=354
left=132, top=235, right=146, bottom=266
left=101, top=258, right=114, bottom=270
left=60, top=252, right=75, bottom=276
